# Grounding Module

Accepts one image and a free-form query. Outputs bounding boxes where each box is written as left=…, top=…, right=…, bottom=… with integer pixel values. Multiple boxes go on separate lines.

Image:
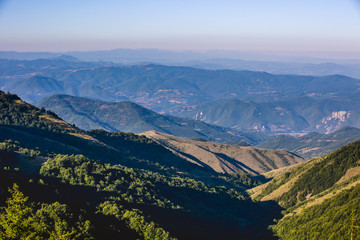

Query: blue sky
left=0, top=0, right=360, bottom=57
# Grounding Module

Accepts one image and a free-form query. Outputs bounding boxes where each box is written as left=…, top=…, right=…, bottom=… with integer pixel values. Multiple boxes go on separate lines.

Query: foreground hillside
left=0, top=91, right=253, bottom=184
left=141, top=131, right=303, bottom=175
left=0, top=91, right=283, bottom=239
left=250, top=139, right=360, bottom=239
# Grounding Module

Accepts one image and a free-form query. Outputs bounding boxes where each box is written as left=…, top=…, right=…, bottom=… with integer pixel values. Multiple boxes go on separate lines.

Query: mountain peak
left=51, top=54, right=80, bottom=62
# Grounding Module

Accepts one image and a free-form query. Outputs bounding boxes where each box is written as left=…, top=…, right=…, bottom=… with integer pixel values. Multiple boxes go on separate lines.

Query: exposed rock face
left=316, top=111, right=351, bottom=133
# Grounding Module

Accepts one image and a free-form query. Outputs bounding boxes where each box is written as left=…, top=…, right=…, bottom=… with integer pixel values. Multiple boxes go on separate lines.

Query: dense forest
left=0, top=142, right=279, bottom=239
left=0, top=91, right=78, bottom=134
left=271, top=184, right=360, bottom=239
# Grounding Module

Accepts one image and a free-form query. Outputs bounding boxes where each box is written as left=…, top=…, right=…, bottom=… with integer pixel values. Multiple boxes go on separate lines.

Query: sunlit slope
left=141, top=131, right=304, bottom=175
left=250, top=139, right=360, bottom=239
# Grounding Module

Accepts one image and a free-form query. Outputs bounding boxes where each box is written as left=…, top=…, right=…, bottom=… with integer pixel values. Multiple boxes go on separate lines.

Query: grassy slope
left=251, top=139, right=360, bottom=239
left=141, top=131, right=304, bottom=175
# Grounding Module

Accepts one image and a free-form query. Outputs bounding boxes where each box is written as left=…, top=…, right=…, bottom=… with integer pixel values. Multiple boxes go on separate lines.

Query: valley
left=2, top=57, right=360, bottom=135
left=0, top=90, right=284, bottom=239
left=2, top=0, right=360, bottom=239
left=1, top=54, right=360, bottom=239
left=35, top=94, right=263, bottom=145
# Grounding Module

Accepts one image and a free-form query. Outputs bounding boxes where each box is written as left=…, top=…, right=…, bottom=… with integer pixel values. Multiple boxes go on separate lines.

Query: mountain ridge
left=192, top=96, right=360, bottom=134
left=36, top=94, right=265, bottom=144
left=257, top=126, right=360, bottom=159
left=0, top=90, right=285, bottom=239
left=141, top=130, right=304, bottom=175
left=2, top=58, right=360, bottom=134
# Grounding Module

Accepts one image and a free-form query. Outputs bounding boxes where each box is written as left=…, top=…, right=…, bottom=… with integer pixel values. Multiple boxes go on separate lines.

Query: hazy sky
left=1, top=0, right=360, bottom=57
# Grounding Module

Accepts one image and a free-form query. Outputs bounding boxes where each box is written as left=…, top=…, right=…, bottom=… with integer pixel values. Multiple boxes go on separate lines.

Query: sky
left=0, top=0, right=360, bottom=58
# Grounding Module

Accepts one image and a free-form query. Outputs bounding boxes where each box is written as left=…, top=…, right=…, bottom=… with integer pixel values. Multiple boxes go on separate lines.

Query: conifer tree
left=0, top=184, right=38, bottom=240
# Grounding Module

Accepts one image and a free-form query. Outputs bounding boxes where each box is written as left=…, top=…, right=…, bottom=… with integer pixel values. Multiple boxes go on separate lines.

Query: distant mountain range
left=36, top=94, right=264, bottom=144
left=257, top=126, right=360, bottom=159
left=2, top=57, right=360, bottom=134
left=35, top=94, right=360, bottom=154
left=141, top=131, right=304, bottom=175
left=193, top=99, right=310, bottom=133
left=192, top=97, right=360, bottom=133
left=1, top=58, right=359, bottom=106
left=183, top=58, right=360, bottom=79
left=1, top=49, right=360, bottom=78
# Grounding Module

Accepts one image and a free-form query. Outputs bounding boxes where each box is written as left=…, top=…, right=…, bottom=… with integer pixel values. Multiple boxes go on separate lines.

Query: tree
left=0, top=184, right=38, bottom=240
left=48, top=218, right=75, bottom=240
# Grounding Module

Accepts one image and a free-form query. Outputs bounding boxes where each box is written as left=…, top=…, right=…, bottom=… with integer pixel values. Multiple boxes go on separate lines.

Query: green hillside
left=36, top=94, right=264, bottom=144
left=193, top=98, right=309, bottom=132
left=5, top=89, right=360, bottom=239
left=271, top=184, right=360, bottom=239
left=0, top=91, right=80, bottom=135
left=0, top=91, right=282, bottom=239
left=192, top=96, right=360, bottom=134
left=251, top=139, right=360, bottom=239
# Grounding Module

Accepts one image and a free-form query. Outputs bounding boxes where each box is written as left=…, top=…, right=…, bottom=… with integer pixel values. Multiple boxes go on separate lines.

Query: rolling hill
left=2, top=58, right=360, bottom=114
left=193, top=98, right=310, bottom=133
left=0, top=90, right=288, bottom=239
left=257, top=126, right=360, bottom=159
left=141, top=131, right=304, bottom=175
left=2, top=57, right=360, bottom=134
left=35, top=94, right=264, bottom=144
left=192, top=96, right=360, bottom=133
left=0, top=90, right=225, bottom=176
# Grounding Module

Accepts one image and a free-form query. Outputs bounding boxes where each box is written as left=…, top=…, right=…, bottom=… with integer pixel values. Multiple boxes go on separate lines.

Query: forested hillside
left=0, top=91, right=282, bottom=239
left=257, top=126, right=360, bottom=159
left=36, top=94, right=263, bottom=144
left=251, top=139, right=360, bottom=239
left=2, top=58, right=359, bottom=116
left=3, top=57, right=360, bottom=134
left=192, top=96, right=360, bottom=134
